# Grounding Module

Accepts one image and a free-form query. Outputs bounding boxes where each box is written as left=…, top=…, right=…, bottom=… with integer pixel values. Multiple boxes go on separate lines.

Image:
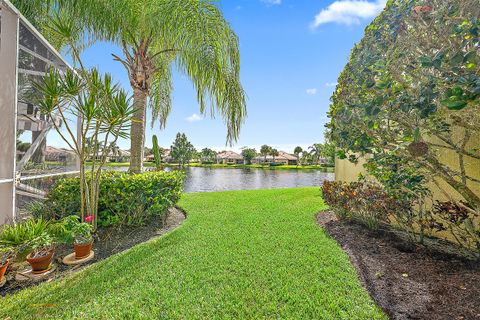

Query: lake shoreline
left=94, top=162, right=335, bottom=172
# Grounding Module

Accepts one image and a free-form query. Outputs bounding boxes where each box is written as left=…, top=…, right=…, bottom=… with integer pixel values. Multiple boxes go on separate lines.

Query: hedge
left=42, top=171, right=185, bottom=227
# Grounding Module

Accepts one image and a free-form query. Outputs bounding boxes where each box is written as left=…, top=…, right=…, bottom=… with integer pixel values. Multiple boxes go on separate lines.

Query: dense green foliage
left=0, top=188, right=385, bottom=319
left=328, top=0, right=480, bottom=209
left=40, top=171, right=185, bottom=227
left=240, top=147, right=257, bottom=164
left=32, top=68, right=135, bottom=227
left=170, top=133, right=196, bottom=168
left=0, top=218, right=68, bottom=260
left=200, top=148, right=217, bottom=164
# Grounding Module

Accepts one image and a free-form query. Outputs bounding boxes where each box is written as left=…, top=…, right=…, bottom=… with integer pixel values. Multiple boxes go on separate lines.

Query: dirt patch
left=0, top=207, right=186, bottom=297
left=317, top=210, right=480, bottom=320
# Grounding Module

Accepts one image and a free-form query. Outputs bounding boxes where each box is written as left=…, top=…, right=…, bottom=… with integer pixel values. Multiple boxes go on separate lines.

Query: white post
left=0, top=3, right=19, bottom=224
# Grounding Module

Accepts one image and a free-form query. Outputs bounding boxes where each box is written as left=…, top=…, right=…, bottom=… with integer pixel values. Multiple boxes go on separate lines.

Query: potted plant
left=61, top=215, right=94, bottom=259
left=25, top=233, right=55, bottom=273
left=72, top=219, right=94, bottom=259
left=0, top=247, right=14, bottom=281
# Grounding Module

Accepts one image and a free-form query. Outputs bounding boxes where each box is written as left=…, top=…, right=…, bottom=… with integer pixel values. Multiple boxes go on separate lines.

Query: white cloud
left=325, top=82, right=338, bottom=87
left=261, top=0, right=282, bottom=5
left=186, top=113, right=204, bottom=122
left=311, top=0, right=386, bottom=28
left=306, top=88, right=318, bottom=95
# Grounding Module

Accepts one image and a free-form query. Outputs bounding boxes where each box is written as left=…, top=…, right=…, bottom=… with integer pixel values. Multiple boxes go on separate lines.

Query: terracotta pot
left=74, top=241, right=93, bottom=259
left=0, top=259, right=9, bottom=280
left=26, top=249, right=54, bottom=273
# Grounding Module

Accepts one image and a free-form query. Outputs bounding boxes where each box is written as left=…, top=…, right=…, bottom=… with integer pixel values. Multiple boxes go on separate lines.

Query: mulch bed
left=317, top=210, right=480, bottom=320
left=0, top=207, right=186, bottom=297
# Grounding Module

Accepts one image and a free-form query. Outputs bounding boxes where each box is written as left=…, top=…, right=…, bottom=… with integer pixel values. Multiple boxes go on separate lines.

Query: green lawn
left=1, top=188, right=384, bottom=319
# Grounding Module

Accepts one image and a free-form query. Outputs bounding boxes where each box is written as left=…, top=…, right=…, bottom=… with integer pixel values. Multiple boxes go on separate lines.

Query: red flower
left=85, top=215, right=94, bottom=223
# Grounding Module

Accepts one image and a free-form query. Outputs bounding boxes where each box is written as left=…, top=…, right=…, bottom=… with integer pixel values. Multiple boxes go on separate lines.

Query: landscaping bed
left=0, top=207, right=185, bottom=297
left=317, top=211, right=480, bottom=320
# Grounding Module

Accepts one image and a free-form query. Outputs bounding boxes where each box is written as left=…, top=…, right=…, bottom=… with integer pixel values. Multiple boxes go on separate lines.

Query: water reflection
left=165, top=167, right=334, bottom=193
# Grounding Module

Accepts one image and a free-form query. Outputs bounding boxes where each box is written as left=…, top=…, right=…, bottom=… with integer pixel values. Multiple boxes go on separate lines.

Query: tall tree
left=260, top=145, right=271, bottom=164
left=309, top=144, right=323, bottom=165
left=321, top=143, right=336, bottom=166
left=19, top=0, right=247, bottom=173
left=294, top=146, right=303, bottom=166
left=171, top=133, right=195, bottom=168
left=200, top=148, right=217, bottom=164
left=241, top=147, right=257, bottom=165
left=270, top=148, right=279, bottom=163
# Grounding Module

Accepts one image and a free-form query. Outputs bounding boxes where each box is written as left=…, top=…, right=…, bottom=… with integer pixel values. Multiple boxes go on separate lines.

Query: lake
left=164, top=167, right=335, bottom=193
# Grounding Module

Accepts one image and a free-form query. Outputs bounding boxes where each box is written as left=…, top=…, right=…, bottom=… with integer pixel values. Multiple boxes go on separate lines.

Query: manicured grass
left=1, top=188, right=384, bottom=319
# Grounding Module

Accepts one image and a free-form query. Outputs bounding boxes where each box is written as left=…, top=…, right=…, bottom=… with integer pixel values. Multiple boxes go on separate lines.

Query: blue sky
left=49, top=0, right=386, bottom=153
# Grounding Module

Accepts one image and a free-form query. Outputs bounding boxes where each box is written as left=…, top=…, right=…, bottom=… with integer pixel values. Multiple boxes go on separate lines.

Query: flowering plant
left=61, top=216, right=94, bottom=245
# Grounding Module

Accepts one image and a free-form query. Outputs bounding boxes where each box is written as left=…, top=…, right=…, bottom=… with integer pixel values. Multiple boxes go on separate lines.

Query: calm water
left=164, top=167, right=334, bottom=193
left=110, top=166, right=334, bottom=192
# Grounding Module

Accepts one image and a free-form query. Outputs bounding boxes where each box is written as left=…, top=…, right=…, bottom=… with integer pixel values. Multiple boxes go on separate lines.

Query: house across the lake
left=87, top=149, right=131, bottom=162
left=254, top=151, right=297, bottom=166
left=216, top=151, right=244, bottom=164
left=145, top=149, right=173, bottom=163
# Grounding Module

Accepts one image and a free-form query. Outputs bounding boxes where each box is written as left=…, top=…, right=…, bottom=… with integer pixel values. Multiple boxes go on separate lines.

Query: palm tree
left=309, top=144, right=323, bottom=165
left=270, top=148, right=279, bottom=164
left=294, top=146, right=303, bottom=166
left=21, top=0, right=247, bottom=173
left=260, top=145, right=271, bottom=165
left=109, top=142, right=121, bottom=162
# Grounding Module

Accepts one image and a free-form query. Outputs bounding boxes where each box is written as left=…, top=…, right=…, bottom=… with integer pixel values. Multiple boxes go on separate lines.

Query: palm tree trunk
left=129, top=87, right=148, bottom=173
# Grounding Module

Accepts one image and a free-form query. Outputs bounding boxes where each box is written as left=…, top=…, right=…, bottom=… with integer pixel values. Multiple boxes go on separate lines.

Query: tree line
left=147, top=133, right=335, bottom=167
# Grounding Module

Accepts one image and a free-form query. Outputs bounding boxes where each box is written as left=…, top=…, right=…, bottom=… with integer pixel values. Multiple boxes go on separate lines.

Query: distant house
left=45, top=146, right=76, bottom=163
left=216, top=151, right=243, bottom=165
left=145, top=149, right=173, bottom=163
left=254, top=151, right=297, bottom=165
left=88, top=149, right=131, bottom=162
left=108, top=149, right=131, bottom=163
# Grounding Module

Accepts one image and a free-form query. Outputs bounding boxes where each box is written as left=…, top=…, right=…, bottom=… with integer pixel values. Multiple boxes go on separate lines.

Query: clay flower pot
left=0, top=259, right=9, bottom=280
left=74, top=241, right=93, bottom=260
left=26, top=249, right=54, bottom=273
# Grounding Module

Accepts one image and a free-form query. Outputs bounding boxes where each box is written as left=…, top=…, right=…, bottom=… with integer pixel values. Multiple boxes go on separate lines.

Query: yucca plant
left=32, top=68, right=135, bottom=229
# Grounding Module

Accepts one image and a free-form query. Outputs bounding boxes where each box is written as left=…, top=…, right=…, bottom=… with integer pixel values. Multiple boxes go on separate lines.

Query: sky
left=48, top=0, right=387, bottom=153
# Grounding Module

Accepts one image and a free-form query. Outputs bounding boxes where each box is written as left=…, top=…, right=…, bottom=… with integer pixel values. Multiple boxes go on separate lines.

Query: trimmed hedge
left=42, top=171, right=185, bottom=227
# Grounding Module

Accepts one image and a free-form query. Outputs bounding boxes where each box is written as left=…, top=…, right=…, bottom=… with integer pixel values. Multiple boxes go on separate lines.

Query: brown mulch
left=317, top=210, right=480, bottom=320
left=0, top=207, right=186, bottom=297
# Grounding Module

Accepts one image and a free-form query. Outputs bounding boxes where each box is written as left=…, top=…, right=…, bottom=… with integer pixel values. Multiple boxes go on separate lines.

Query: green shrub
left=0, top=218, right=55, bottom=259
left=42, top=171, right=185, bottom=227
left=321, top=180, right=406, bottom=230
